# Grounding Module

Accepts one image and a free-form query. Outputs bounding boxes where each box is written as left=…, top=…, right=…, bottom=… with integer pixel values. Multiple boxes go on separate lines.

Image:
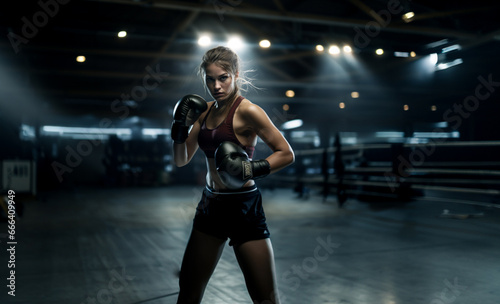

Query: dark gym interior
left=1, top=1, right=500, bottom=303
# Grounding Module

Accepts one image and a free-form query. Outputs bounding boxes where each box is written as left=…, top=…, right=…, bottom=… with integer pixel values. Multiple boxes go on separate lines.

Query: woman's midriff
left=205, top=157, right=255, bottom=190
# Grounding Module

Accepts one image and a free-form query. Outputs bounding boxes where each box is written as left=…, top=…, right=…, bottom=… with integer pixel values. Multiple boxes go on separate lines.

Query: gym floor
left=1, top=185, right=499, bottom=304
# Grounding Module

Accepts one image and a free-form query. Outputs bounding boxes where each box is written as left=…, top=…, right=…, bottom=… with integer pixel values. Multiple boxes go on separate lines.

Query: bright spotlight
left=442, top=44, right=462, bottom=53
left=402, top=12, right=415, bottom=23
left=343, top=45, right=352, bottom=53
left=429, top=53, right=438, bottom=65
left=76, top=55, right=86, bottom=63
left=259, top=39, right=271, bottom=48
left=339, top=102, right=345, bottom=109
left=285, top=90, right=295, bottom=98
left=394, top=51, right=409, bottom=57
left=376, top=132, right=404, bottom=138
left=436, top=58, right=463, bottom=71
left=198, top=35, right=211, bottom=46
left=351, top=91, right=359, bottom=99
left=316, top=45, right=324, bottom=52
left=410, top=51, right=416, bottom=57
left=329, top=45, right=340, bottom=55
left=117, top=31, right=127, bottom=38
left=281, top=119, right=303, bottom=130
left=227, top=36, right=243, bottom=50
left=437, top=63, right=447, bottom=70
left=376, top=48, right=384, bottom=55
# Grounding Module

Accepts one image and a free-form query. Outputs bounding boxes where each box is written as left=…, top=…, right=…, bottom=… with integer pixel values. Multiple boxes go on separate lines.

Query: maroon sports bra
left=198, top=96, right=255, bottom=159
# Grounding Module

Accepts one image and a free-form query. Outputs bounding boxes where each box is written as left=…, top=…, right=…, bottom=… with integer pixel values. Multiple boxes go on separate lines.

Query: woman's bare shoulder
left=237, top=98, right=265, bottom=117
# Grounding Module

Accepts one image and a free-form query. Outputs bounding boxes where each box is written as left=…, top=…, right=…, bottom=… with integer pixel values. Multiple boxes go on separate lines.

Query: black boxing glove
left=171, top=94, right=207, bottom=144
left=215, top=141, right=271, bottom=189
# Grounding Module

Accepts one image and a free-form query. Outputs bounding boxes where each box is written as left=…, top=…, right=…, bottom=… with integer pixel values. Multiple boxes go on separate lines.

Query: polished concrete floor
left=1, top=185, right=499, bottom=304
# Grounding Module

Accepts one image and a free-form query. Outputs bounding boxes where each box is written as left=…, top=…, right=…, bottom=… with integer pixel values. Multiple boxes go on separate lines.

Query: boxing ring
left=270, top=139, right=500, bottom=210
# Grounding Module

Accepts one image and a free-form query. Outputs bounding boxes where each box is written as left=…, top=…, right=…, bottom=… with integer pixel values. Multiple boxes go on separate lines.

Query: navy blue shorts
left=193, top=185, right=270, bottom=247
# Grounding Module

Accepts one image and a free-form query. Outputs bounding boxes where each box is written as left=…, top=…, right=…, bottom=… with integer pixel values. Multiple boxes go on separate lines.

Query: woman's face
left=205, top=63, right=236, bottom=102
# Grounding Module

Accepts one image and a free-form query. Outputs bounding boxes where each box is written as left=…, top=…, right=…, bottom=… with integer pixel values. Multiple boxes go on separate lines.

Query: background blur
left=1, top=1, right=500, bottom=304
left=1, top=0, right=499, bottom=198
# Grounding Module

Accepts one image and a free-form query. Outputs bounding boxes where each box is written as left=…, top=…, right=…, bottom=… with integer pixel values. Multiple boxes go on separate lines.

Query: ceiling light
left=414, top=132, right=459, bottom=138
left=376, top=48, right=384, bottom=55
left=227, top=36, right=243, bottom=50
left=402, top=12, right=415, bottom=23
left=429, top=53, right=438, bottom=65
left=198, top=35, right=211, bottom=46
left=329, top=45, right=340, bottom=55
left=316, top=45, right=324, bottom=52
left=442, top=44, right=462, bottom=53
left=259, top=39, right=271, bottom=48
left=281, top=119, right=303, bottom=130
left=285, top=90, right=295, bottom=98
left=376, top=132, right=404, bottom=138
left=436, top=58, right=463, bottom=71
left=394, top=51, right=409, bottom=57
left=351, top=91, right=359, bottom=98
left=76, top=55, right=86, bottom=63
left=339, top=102, right=345, bottom=109
left=426, top=39, right=449, bottom=49
left=42, top=126, right=131, bottom=135
left=117, top=31, right=127, bottom=38
left=410, top=51, right=416, bottom=57
left=343, top=45, right=352, bottom=53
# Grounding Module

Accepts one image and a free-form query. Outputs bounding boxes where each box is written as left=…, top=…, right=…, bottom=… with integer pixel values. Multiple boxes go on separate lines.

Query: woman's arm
left=173, top=100, right=213, bottom=166
left=171, top=96, right=211, bottom=167
left=173, top=119, right=201, bottom=167
left=242, top=102, right=295, bottom=173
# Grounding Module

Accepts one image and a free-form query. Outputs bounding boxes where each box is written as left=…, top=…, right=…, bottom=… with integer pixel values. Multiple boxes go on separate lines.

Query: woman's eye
left=206, top=78, right=214, bottom=82
left=220, top=76, right=228, bottom=81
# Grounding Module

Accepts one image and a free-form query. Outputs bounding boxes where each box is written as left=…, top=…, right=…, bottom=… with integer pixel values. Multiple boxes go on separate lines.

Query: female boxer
left=172, top=46, right=294, bottom=304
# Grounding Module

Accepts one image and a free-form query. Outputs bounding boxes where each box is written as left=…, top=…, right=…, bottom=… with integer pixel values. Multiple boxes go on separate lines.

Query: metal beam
left=227, top=15, right=297, bottom=80
left=411, top=5, right=500, bottom=22
left=130, top=7, right=200, bottom=89
left=85, top=0, right=477, bottom=39
left=348, top=0, right=386, bottom=25
left=1, top=43, right=319, bottom=77
left=460, top=28, right=500, bottom=51
left=272, top=0, right=286, bottom=13
left=6, top=68, right=472, bottom=96
left=6, top=44, right=197, bottom=60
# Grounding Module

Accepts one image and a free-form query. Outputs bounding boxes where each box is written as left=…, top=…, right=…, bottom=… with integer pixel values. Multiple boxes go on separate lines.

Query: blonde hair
left=198, top=46, right=256, bottom=101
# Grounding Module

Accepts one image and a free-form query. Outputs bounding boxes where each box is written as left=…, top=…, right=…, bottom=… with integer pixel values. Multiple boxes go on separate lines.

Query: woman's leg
left=177, top=228, right=227, bottom=304
left=233, top=238, right=280, bottom=304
